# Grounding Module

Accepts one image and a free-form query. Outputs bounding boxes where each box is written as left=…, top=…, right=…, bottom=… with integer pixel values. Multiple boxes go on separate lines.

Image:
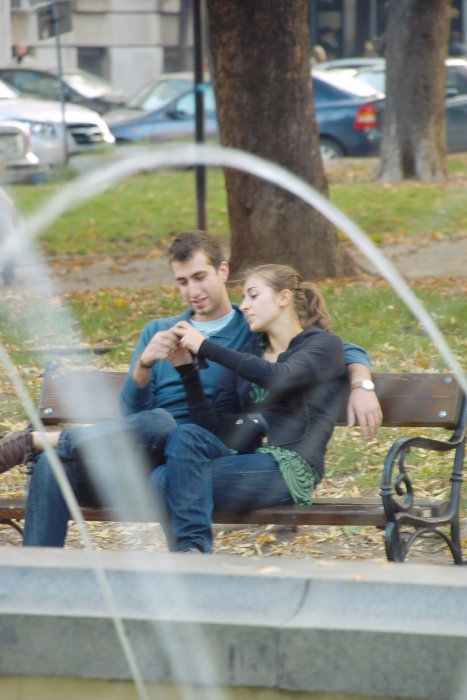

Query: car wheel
left=319, top=137, right=345, bottom=160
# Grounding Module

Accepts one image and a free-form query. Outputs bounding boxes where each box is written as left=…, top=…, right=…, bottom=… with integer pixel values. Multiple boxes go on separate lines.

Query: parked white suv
left=0, top=79, right=115, bottom=167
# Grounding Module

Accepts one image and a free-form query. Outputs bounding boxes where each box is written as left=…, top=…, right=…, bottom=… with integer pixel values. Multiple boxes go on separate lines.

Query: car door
left=146, top=85, right=218, bottom=141
left=445, top=94, right=467, bottom=152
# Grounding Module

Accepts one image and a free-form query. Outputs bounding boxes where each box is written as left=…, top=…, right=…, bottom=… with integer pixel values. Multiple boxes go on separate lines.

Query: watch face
left=362, top=379, right=375, bottom=391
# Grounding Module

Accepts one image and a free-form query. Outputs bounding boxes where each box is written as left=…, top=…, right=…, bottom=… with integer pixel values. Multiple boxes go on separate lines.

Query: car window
left=64, top=70, right=113, bottom=98
left=319, top=58, right=385, bottom=71
left=353, top=63, right=467, bottom=97
left=312, top=79, right=344, bottom=103
left=446, top=64, right=467, bottom=96
left=203, top=85, right=216, bottom=111
left=3, top=70, right=60, bottom=99
left=128, top=79, right=193, bottom=110
left=26, top=74, right=61, bottom=99
left=0, top=79, right=18, bottom=99
left=355, top=69, right=386, bottom=92
left=173, top=85, right=216, bottom=115
left=313, top=70, right=381, bottom=101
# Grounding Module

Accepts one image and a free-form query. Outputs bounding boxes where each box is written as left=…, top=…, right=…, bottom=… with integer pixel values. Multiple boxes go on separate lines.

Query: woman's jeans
left=151, top=424, right=293, bottom=553
left=23, top=409, right=176, bottom=547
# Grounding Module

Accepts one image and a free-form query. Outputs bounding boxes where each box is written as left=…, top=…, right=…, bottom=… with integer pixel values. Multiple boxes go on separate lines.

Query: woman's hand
left=172, top=321, right=205, bottom=355
left=169, top=344, right=193, bottom=367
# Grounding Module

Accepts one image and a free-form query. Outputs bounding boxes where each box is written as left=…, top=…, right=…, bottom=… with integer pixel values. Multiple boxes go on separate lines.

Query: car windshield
left=126, top=79, right=194, bottom=111
left=0, top=80, right=18, bottom=100
left=354, top=61, right=467, bottom=97
left=354, top=69, right=386, bottom=92
left=313, top=70, right=382, bottom=97
left=63, top=70, right=115, bottom=98
left=319, top=58, right=384, bottom=71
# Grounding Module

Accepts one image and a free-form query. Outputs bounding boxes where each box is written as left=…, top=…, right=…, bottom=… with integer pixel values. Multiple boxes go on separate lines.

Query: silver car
left=0, top=66, right=128, bottom=114
left=0, top=120, right=41, bottom=183
left=0, top=79, right=115, bottom=167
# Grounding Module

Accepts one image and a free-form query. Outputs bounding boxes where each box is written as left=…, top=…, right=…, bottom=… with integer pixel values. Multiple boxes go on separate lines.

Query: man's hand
left=141, top=329, right=181, bottom=364
left=133, top=329, right=180, bottom=385
left=347, top=387, right=383, bottom=440
left=346, top=363, right=383, bottom=439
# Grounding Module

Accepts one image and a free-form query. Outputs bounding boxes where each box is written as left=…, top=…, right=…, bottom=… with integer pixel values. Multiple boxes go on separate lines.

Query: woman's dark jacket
left=177, top=325, right=347, bottom=477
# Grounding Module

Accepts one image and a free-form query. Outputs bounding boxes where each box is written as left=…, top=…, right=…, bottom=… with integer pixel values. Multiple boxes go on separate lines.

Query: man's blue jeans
left=150, top=424, right=293, bottom=553
left=23, top=409, right=176, bottom=547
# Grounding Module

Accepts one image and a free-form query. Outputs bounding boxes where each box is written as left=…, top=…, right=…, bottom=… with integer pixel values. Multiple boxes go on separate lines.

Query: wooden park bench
left=0, top=363, right=465, bottom=563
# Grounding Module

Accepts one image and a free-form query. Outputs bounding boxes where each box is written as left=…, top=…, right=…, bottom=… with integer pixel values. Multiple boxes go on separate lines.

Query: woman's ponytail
left=243, top=264, right=331, bottom=330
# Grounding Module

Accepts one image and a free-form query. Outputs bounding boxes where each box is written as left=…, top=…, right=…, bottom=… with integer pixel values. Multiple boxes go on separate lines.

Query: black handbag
left=220, top=413, right=270, bottom=454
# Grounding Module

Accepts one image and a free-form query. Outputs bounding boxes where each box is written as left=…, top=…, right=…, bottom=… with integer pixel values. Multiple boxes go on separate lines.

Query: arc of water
left=0, top=344, right=151, bottom=700
left=8, top=142, right=465, bottom=397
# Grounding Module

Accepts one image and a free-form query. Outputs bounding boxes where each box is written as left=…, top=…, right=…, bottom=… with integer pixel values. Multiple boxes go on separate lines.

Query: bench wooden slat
left=39, top=368, right=123, bottom=424
left=38, top=369, right=463, bottom=429
left=0, top=496, right=446, bottom=530
left=371, top=373, right=462, bottom=428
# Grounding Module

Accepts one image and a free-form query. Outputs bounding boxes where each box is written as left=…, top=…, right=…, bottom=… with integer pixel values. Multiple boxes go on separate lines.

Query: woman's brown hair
left=243, top=264, right=331, bottom=330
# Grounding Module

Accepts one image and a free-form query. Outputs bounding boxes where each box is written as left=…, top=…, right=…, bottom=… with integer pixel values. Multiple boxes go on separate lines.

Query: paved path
left=351, top=234, right=467, bottom=280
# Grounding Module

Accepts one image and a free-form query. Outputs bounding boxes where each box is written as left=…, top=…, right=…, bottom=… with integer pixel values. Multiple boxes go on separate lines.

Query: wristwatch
left=351, top=379, right=375, bottom=391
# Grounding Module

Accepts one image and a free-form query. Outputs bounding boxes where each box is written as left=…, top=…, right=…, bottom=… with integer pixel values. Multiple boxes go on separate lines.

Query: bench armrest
left=381, top=431, right=465, bottom=526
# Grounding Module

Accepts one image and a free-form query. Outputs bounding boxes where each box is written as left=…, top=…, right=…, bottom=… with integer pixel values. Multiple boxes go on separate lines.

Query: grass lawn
left=1, top=152, right=465, bottom=551
left=329, top=156, right=467, bottom=243
left=7, top=168, right=230, bottom=255
left=5, top=152, right=467, bottom=255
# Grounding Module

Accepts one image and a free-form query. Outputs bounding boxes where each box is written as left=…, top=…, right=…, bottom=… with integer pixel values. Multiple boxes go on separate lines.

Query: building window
left=77, top=47, right=108, bottom=79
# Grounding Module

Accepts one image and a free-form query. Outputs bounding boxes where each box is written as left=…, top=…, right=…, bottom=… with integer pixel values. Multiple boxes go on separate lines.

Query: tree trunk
left=206, top=0, right=358, bottom=280
left=377, top=0, right=450, bottom=182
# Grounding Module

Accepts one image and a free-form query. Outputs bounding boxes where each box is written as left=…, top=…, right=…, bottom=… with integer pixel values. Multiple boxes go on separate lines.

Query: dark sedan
left=312, top=70, right=384, bottom=158
left=353, top=58, right=467, bottom=153
left=104, top=71, right=385, bottom=160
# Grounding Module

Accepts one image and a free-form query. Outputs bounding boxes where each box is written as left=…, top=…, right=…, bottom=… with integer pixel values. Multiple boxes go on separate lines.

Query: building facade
left=3, top=0, right=467, bottom=95
left=309, top=0, right=467, bottom=60
left=5, top=0, right=195, bottom=93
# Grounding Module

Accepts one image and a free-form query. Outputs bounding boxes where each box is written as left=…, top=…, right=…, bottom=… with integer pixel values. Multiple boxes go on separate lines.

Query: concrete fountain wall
left=0, top=548, right=465, bottom=700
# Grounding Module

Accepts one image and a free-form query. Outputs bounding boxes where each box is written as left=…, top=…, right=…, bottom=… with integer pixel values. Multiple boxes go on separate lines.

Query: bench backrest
left=37, top=367, right=464, bottom=430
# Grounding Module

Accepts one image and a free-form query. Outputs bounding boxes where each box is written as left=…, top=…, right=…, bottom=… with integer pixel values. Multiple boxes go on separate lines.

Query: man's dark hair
left=168, top=230, right=225, bottom=268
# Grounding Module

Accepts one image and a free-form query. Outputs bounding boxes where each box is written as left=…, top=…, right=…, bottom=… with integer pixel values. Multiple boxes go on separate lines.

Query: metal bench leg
left=2, top=519, right=24, bottom=536
left=385, top=521, right=406, bottom=562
